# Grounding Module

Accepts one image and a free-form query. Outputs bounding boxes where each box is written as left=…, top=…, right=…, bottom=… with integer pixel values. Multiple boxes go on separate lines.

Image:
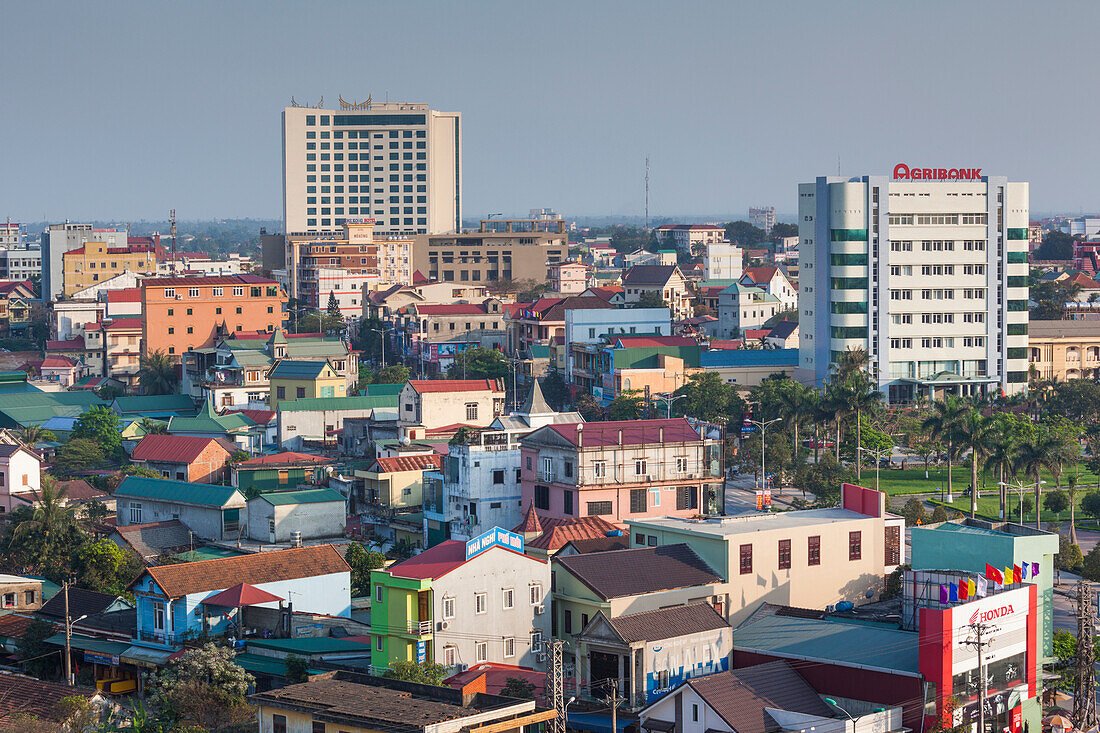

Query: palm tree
left=18, top=424, right=56, bottom=446
left=956, top=410, right=997, bottom=518
left=984, top=417, right=1018, bottom=522
left=139, top=418, right=168, bottom=435
left=846, top=378, right=883, bottom=481
left=921, top=395, right=967, bottom=501
left=777, top=383, right=810, bottom=457
left=831, top=347, right=870, bottom=384
left=1014, top=435, right=1060, bottom=529
left=137, top=350, right=179, bottom=395
left=11, top=479, right=76, bottom=571
left=1066, top=472, right=1082, bottom=545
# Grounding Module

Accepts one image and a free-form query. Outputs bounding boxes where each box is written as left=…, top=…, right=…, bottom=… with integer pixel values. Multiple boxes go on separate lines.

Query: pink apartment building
left=519, top=418, right=724, bottom=525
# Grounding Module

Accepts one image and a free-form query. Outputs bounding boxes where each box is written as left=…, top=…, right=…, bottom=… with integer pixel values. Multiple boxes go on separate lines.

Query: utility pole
left=545, top=639, right=565, bottom=733
left=63, top=581, right=72, bottom=686
left=169, top=208, right=177, bottom=261
left=644, top=156, right=650, bottom=231
left=600, top=679, right=625, bottom=733
left=962, top=621, right=998, bottom=733
left=1075, top=580, right=1097, bottom=731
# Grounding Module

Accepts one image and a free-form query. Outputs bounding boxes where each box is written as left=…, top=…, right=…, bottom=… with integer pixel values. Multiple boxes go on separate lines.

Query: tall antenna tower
left=169, top=209, right=177, bottom=259
left=1075, top=580, right=1097, bottom=730
left=545, top=638, right=565, bottom=733
left=644, top=156, right=650, bottom=230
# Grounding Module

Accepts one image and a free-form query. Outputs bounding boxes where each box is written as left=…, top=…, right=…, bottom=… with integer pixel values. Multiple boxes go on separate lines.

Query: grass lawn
left=863, top=463, right=1100, bottom=497
left=926, top=489, right=1093, bottom=525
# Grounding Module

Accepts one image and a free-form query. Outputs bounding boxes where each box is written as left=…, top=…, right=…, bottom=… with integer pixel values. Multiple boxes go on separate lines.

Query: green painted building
left=229, top=451, right=334, bottom=497
left=911, top=519, right=1059, bottom=659
left=369, top=567, right=432, bottom=673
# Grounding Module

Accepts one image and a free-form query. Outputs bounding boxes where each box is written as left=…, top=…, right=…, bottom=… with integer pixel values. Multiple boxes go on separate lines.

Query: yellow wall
left=62, top=242, right=157, bottom=295
left=259, top=706, right=384, bottom=733
left=269, top=371, right=346, bottom=410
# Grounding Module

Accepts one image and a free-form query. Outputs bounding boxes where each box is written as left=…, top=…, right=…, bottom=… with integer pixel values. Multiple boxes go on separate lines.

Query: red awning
left=202, top=583, right=283, bottom=607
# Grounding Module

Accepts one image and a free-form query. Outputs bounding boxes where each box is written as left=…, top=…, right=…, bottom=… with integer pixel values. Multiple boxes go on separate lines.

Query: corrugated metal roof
left=252, top=488, right=346, bottom=506
left=278, top=395, right=397, bottom=413
left=269, top=360, right=331, bottom=380
left=699, top=349, right=798, bottom=368
left=114, top=475, right=242, bottom=508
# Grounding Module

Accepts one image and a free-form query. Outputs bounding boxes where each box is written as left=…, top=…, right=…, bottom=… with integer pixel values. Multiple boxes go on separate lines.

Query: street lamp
left=823, top=698, right=856, bottom=721
left=654, top=392, right=686, bottom=419
left=747, top=416, right=782, bottom=491
left=369, top=327, right=386, bottom=370
left=998, top=480, right=1045, bottom=524
left=64, top=613, right=87, bottom=686
left=857, top=445, right=894, bottom=493
left=565, top=695, right=576, bottom=729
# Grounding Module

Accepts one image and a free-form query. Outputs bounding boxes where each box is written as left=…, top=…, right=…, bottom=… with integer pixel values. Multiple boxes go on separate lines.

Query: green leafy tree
left=1081, top=491, right=1100, bottom=524
left=930, top=505, right=949, bottom=523
left=327, top=290, right=342, bottom=317
left=724, top=220, right=769, bottom=246
left=608, top=389, right=646, bottom=421
left=373, top=364, right=411, bottom=385
left=1044, top=489, right=1070, bottom=519
left=539, top=372, right=570, bottom=411
left=10, top=479, right=79, bottom=575
left=284, top=655, right=310, bottom=684
left=17, top=424, right=56, bottom=445
left=344, top=542, right=387, bottom=598
left=72, top=405, right=122, bottom=457
left=500, top=676, right=536, bottom=699
left=675, top=371, right=742, bottom=425
left=1065, top=473, right=1084, bottom=545
left=151, top=642, right=255, bottom=731
left=1015, top=433, right=1061, bottom=529
left=795, top=453, right=851, bottom=506
left=1058, top=533, right=1084, bottom=573
left=17, top=618, right=61, bottom=679
left=138, top=417, right=168, bottom=435
left=384, top=660, right=451, bottom=686
left=1036, top=230, right=1075, bottom=261
left=575, top=393, right=604, bottom=422
left=138, top=349, right=180, bottom=395
left=356, top=316, right=386, bottom=360
left=635, top=290, right=665, bottom=308
left=902, top=498, right=926, bottom=527
left=956, top=410, right=997, bottom=518
left=447, top=347, right=508, bottom=380
left=54, top=437, right=107, bottom=475
left=73, top=538, right=143, bottom=596
left=1082, top=544, right=1100, bottom=582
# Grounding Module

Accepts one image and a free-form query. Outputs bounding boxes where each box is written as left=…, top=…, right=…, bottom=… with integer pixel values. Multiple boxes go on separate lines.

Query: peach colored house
left=549, top=262, right=588, bottom=294
left=130, top=434, right=236, bottom=484
left=141, top=274, right=286, bottom=360
left=519, top=418, right=724, bottom=526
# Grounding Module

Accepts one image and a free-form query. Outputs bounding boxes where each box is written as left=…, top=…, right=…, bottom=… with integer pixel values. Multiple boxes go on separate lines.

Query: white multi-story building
left=0, top=246, right=42, bottom=282
left=703, top=241, right=743, bottom=281
left=0, top=222, right=22, bottom=248
left=42, top=223, right=127, bottom=300
left=282, top=102, right=461, bottom=236
left=798, top=168, right=1030, bottom=402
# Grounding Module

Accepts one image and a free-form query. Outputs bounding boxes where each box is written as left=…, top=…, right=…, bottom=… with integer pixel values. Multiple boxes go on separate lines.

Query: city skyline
left=3, top=2, right=1099, bottom=222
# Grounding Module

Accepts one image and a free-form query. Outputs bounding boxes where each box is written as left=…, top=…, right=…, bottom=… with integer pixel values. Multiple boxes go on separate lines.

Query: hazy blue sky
left=3, top=1, right=1097, bottom=222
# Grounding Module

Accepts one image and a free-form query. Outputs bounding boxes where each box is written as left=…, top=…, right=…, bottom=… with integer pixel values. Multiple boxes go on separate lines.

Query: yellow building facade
left=62, top=241, right=158, bottom=295
left=267, top=359, right=345, bottom=410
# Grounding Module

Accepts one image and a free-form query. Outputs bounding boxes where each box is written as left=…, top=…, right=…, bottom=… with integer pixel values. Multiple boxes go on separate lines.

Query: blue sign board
left=465, top=526, right=525, bottom=560
left=416, top=640, right=427, bottom=664
left=84, top=650, right=119, bottom=666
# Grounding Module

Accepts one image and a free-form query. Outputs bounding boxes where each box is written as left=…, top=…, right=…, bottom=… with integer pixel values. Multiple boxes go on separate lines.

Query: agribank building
left=797, top=166, right=1029, bottom=403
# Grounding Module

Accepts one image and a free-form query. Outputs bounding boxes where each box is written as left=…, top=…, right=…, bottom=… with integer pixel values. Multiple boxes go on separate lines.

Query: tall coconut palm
left=138, top=418, right=168, bottom=435
left=984, top=417, right=1018, bottom=522
left=1014, top=435, right=1060, bottom=529
left=831, top=347, right=871, bottom=384
left=777, top=382, right=810, bottom=457
left=11, top=480, right=76, bottom=572
left=921, top=395, right=967, bottom=501
left=956, top=409, right=997, bottom=518
left=1066, top=472, right=1082, bottom=545
left=137, top=350, right=179, bottom=396
left=18, top=424, right=56, bottom=446
left=846, top=377, right=883, bottom=481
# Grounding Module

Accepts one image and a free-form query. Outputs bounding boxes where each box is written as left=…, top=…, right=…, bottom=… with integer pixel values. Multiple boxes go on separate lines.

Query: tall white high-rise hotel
left=282, top=102, right=461, bottom=235
left=798, top=167, right=1029, bottom=402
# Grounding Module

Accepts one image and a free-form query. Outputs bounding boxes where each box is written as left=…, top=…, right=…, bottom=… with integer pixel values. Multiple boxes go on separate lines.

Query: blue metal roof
left=700, top=348, right=799, bottom=368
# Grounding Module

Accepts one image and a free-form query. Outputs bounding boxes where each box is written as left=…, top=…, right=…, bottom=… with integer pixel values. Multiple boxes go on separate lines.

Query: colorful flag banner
left=940, top=584, right=949, bottom=604
left=977, top=577, right=988, bottom=597
left=1006, top=566, right=1014, bottom=584
left=985, top=564, right=1003, bottom=583
left=1031, top=562, right=1039, bottom=577
left=968, top=578, right=976, bottom=598
left=1013, top=565, right=1022, bottom=583
left=1021, top=563, right=1029, bottom=580
left=949, top=583, right=959, bottom=602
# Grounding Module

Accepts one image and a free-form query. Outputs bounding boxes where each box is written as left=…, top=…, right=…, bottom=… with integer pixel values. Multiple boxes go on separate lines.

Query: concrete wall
left=1, top=449, right=41, bottom=513
left=278, top=406, right=375, bottom=448
left=116, top=495, right=246, bottom=542
left=244, top=499, right=346, bottom=543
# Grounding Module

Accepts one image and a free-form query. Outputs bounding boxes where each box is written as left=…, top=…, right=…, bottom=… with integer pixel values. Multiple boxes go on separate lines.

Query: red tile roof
left=386, top=539, right=542, bottom=581
left=55, top=479, right=106, bottom=502
left=1067, top=272, right=1100, bottom=289
left=140, top=544, right=351, bottom=597
left=708, top=340, right=744, bottom=350
left=524, top=515, right=622, bottom=551
left=444, top=664, right=547, bottom=702
left=743, top=329, right=770, bottom=340
left=371, top=453, right=442, bottom=474
left=742, top=266, right=779, bottom=283
left=515, top=504, right=543, bottom=534
left=131, top=434, right=234, bottom=465
left=142, top=274, right=276, bottom=287
left=87, top=317, right=142, bottom=332
left=408, top=379, right=504, bottom=394
left=107, top=287, right=142, bottom=302
left=544, top=418, right=701, bottom=447
left=584, top=286, right=624, bottom=301
left=45, top=338, right=84, bottom=351
left=415, top=303, right=490, bottom=316
left=0, top=281, right=33, bottom=297
left=233, top=451, right=332, bottom=467
left=224, top=408, right=277, bottom=425
left=40, top=356, right=76, bottom=369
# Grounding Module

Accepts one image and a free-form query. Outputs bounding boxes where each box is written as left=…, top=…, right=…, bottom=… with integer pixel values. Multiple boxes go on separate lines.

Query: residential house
left=555, top=535, right=630, bottom=557
left=168, top=401, right=264, bottom=453
left=513, top=505, right=623, bottom=560
left=580, top=285, right=626, bottom=306
left=277, top=394, right=398, bottom=449
left=129, top=544, right=351, bottom=645
left=398, top=379, right=506, bottom=430
left=246, top=487, right=347, bottom=543
left=0, top=444, right=41, bottom=514
left=575, top=603, right=731, bottom=709
left=0, top=575, right=44, bottom=612
left=699, top=349, right=799, bottom=387
left=38, top=587, right=132, bottom=621
left=765, top=321, right=799, bottom=349
left=37, top=356, right=83, bottom=388
left=359, top=453, right=443, bottom=509
left=563, top=307, right=672, bottom=385
left=111, top=395, right=198, bottom=420
left=716, top=283, right=781, bottom=338
left=107, top=520, right=200, bottom=564
left=740, top=266, right=798, bottom=311
left=430, top=381, right=583, bottom=543
left=551, top=543, right=725, bottom=664
left=625, top=484, right=905, bottom=627
left=365, top=280, right=491, bottom=321
left=549, top=262, right=588, bottom=294
left=656, top=224, right=725, bottom=254
left=507, top=296, right=617, bottom=355
left=45, top=337, right=104, bottom=379
left=638, top=660, right=860, bottom=733
left=87, top=317, right=144, bottom=388
left=371, top=527, right=551, bottom=672
left=621, top=265, right=692, bottom=321
left=230, top=451, right=334, bottom=497
left=268, top=359, right=346, bottom=411
left=703, top=241, right=744, bottom=281
left=406, top=299, right=508, bottom=373
left=114, top=476, right=247, bottom=542
left=62, top=239, right=158, bottom=296
left=0, top=674, right=113, bottom=729
left=130, top=434, right=236, bottom=484
left=519, top=418, right=724, bottom=525
left=0, top=281, right=36, bottom=336
left=54, top=478, right=112, bottom=513
left=251, top=671, right=545, bottom=733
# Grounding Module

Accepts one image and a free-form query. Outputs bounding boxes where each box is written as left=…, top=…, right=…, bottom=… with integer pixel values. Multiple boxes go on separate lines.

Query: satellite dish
left=399, top=436, right=411, bottom=446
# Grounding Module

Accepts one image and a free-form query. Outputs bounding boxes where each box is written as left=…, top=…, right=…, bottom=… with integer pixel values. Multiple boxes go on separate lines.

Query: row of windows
left=306, top=140, right=426, bottom=150
left=888, top=213, right=987, bottom=225
left=307, top=173, right=426, bottom=184
left=306, top=151, right=427, bottom=161
left=305, top=114, right=428, bottom=129
left=306, top=162, right=426, bottom=173
left=162, top=286, right=278, bottom=298
left=308, top=218, right=426, bottom=228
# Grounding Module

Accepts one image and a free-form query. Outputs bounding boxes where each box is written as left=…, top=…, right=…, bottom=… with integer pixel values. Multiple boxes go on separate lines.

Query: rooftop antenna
left=170, top=208, right=177, bottom=259
left=837, top=154, right=841, bottom=176
left=644, top=156, right=650, bottom=230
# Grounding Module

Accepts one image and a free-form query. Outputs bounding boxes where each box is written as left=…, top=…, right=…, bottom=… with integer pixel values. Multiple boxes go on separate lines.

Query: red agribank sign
left=893, top=163, right=983, bottom=181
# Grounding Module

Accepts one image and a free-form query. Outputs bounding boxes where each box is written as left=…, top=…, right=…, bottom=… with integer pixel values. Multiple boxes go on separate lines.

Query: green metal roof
left=114, top=475, right=243, bottom=507
left=234, top=652, right=323, bottom=677
left=611, top=344, right=701, bottom=370
left=168, top=401, right=256, bottom=435
left=361, top=383, right=404, bottom=397
left=44, top=633, right=129, bottom=656
left=0, top=372, right=30, bottom=384
left=269, top=360, right=330, bottom=380
left=253, top=488, right=346, bottom=506
left=232, top=351, right=274, bottom=368
left=528, top=344, right=551, bottom=358
left=0, top=391, right=103, bottom=408
left=278, top=394, right=397, bottom=413
left=735, top=613, right=919, bottom=676
left=113, top=395, right=197, bottom=414
left=287, top=342, right=349, bottom=358
left=245, top=637, right=371, bottom=654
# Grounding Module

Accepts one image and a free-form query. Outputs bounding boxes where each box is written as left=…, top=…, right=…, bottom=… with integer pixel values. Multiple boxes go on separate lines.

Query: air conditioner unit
left=536, top=653, right=547, bottom=663
left=534, top=605, right=545, bottom=615
left=438, top=621, right=450, bottom=631
left=456, top=663, right=468, bottom=672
